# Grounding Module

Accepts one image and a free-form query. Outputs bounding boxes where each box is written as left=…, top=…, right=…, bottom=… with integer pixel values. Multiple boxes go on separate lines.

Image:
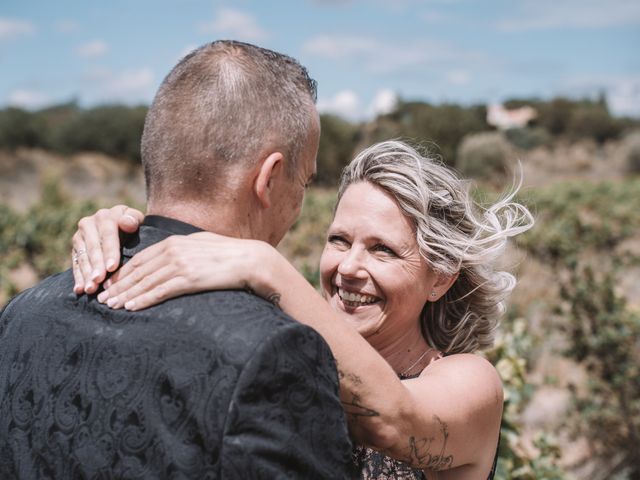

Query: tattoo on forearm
left=337, top=368, right=364, bottom=386
left=342, top=392, right=380, bottom=418
left=402, top=414, right=454, bottom=470
left=267, top=292, right=281, bottom=308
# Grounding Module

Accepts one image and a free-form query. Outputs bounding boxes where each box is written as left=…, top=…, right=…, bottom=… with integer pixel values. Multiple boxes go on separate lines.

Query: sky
left=1, top=0, right=639, bottom=121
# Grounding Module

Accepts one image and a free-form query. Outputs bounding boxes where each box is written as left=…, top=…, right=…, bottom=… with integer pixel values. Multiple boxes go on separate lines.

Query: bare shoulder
left=409, top=353, right=503, bottom=473
left=418, top=353, right=504, bottom=411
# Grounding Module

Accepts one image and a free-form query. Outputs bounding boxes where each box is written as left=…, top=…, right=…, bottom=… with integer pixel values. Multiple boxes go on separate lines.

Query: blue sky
left=1, top=0, right=639, bottom=120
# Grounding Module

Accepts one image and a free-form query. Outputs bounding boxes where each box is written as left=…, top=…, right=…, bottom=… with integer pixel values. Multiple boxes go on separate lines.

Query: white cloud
left=319, top=88, right=399, bottom=121
left=198, top=8, right=267, bottom=41
left=368, top=89, right=398, bottom=117
left=7, top=89, right=48, bottom=109
left=302, top=34, right=484, bottom=74
left=76, top=40, right=109, bottom=58
left=318, top=90, right=361, bottom=121
left=497, top=0, right=640, bottom=31
left=0, top=17, right=35, bottom=41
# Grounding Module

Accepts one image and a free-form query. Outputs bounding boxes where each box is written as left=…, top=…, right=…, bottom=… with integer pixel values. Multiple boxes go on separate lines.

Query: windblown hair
left=141, top=40, right=318, bottom=204
left=338, top=140, right=534, bottom=354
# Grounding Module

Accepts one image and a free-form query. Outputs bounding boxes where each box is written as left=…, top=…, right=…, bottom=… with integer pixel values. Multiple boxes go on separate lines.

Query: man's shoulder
left=147, top=289, right=322, bottom=348
left=1, top=269, right=73, bottom=316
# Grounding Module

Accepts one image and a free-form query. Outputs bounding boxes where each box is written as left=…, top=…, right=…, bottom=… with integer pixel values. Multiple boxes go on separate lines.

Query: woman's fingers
left=124, top=277, right=191, bottom=311
left=117, top=207, right=144, bottom=233
left=105, top=265, right=189, bottom=310
left=95, top=205, right=143, bottom=274
left=72, top=218, right=103, bottom=293
left=95, top=232, right=266, bottom=311
left=97, top=239, right=181, bottom=305
left=71, top=244, right=86, bottom=294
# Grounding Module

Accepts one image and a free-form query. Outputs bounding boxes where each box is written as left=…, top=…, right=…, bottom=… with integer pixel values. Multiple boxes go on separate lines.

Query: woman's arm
left=96, top=233, right=502, bottom=477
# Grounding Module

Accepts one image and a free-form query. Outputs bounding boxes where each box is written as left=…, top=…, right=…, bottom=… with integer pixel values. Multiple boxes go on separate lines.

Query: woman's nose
left=337, top=248, right=366, bottom=278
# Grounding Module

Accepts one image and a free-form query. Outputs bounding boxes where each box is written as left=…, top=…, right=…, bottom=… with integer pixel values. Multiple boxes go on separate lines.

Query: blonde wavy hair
left=338, top=140, right=534, bottom=354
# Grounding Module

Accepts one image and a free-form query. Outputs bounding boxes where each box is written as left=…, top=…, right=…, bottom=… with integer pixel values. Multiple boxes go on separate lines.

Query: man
left=0, top=41, right=353, bottom=479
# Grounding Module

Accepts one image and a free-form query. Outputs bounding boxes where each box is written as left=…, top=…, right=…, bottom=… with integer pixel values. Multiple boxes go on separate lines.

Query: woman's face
left=320, top=181, right=440, bottom=340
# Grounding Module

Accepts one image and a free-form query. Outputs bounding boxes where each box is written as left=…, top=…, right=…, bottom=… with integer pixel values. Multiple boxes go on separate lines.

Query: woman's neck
left=365, top=322, right=435, bottom=375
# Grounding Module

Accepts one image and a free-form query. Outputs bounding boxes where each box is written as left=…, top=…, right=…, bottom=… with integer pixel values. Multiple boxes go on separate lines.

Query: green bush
left=505, top=127, right=550, bottom=151
left=623, top=131, right=640, bottom=174
left=516, top=179, right=640, bottom=264
left=504, top=96, right=630, bottom=143
left=56, top=105, right=147, bottom=162
left=456, top=131, right=512, bottom=183
left=486, top=317, right=566, bottom=479
left=316, top=114, right=360, bottom=186
left=0, top=103, right=147, bottom=163
left=0, top=108, right=49, bottom=150
left=560, top=263, right=640, bottom=479
left=567, top=105, right=622, bottom=143
left=368, top=101, right=489, bottom=165
left=0, top=178, right=100, bottom=303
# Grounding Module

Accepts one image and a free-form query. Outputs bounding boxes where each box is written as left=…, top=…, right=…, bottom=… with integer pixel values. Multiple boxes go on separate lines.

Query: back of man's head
left=141, top=40, right=318, bottom=207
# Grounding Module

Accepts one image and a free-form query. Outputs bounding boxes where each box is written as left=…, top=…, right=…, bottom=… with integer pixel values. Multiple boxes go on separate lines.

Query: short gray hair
left=338, top=140, right=534, bottom=354
left=142, top=40, right=318, bottom=203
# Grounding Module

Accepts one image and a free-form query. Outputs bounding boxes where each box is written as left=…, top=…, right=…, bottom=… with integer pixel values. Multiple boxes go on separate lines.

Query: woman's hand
left=96, top=232, right=274, bottom=311
left=72, top=205, right=144, bottom=294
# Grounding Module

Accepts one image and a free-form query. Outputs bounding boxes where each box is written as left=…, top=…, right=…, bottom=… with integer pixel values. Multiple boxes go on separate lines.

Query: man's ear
left=254, top=152, right=285, bottom=209
left=430, top=271, right=459, bottom=301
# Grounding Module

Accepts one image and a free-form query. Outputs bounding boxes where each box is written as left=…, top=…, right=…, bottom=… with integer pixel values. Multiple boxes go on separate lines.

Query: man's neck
left=146, top=201, right=257, bottom=240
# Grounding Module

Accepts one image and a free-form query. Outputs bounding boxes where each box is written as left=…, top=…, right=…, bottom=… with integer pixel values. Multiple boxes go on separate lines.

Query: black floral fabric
left=0, top=216, right=353, bottom=479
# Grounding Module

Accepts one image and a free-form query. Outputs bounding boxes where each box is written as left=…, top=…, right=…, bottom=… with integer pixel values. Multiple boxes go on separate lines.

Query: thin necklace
left=399, top=347, right=433, bottom=377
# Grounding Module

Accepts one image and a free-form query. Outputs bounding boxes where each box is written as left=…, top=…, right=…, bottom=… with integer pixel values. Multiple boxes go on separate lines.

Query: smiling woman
left=321, top=182, right=444, bottom=360
left=70, top=140, right=534, bottom=479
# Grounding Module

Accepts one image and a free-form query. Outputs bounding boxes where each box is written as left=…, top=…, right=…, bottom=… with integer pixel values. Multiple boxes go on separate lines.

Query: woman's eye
left=328, top=234, right=349, bottom=246
left=373, top=243, right=396, bottom=256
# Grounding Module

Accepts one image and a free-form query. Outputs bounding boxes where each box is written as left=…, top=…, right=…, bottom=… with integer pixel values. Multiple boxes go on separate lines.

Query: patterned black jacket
left=0, top=215, right=353, bottom=479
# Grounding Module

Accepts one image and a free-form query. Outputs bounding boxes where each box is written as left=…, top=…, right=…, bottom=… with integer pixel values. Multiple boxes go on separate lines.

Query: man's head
left=141, top=40, right=319, bottom=244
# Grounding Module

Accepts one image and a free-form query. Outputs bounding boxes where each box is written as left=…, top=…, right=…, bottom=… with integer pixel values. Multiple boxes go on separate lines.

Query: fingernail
left=124, top=300, right=135, bottom=310
left=91, top=269, right=101, bottom=281
left=85, top=282, right=94, bottom=292
left=107, top=297, right=118, bottom=308
left=106, top=259, right=116, bottom=270
left=74, top=285, right=83, bottom=294
left=123, top=214, right=137, bottom=225
left=97, top=291, right=108, bottom=303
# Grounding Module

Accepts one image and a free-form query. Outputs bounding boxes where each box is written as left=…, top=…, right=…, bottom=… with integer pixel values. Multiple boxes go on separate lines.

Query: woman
left=72, top=140, right=533, bottom=479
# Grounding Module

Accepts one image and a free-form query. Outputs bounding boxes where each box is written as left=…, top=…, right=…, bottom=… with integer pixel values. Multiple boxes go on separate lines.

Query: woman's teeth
left=337, top=288, right=378, bottom=305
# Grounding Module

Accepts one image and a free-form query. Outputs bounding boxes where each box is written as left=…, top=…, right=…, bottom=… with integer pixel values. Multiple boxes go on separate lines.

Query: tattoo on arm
left=334, top=363, right=379, bottom=419
left=337, top=368, right=363, bottom=386
left=402, top=415, right=454, bottom=470
left=266, top=292, right=281, bottom=308
left=342, top=392, right=380, bottom=419
left=242, top=282, right=281, bottom=308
